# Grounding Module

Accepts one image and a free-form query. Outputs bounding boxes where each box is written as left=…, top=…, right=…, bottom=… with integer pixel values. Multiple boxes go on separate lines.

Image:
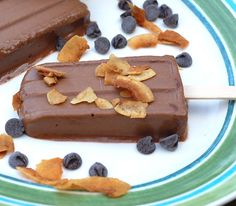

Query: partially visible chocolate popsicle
left=16, top=55, right=188, bottom=142
left=0, top=0, right=89, bottom=83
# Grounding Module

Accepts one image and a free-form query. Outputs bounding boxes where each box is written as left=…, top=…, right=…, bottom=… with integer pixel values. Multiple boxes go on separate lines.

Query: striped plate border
left=0, top=0, right=236, bottom=205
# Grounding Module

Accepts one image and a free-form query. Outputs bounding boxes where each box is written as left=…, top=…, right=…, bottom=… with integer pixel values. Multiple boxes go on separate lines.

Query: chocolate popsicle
left=0, top=0, right=89, bottom=83
left=17, top=56, right=187, bottom=142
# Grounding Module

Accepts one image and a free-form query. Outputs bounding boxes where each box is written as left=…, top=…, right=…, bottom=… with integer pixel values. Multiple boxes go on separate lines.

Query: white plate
left=0, top=0, right=236, bottom=205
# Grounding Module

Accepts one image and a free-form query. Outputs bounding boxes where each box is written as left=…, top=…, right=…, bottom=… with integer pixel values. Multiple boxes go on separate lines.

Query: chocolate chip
left=143, top=0, right=158, bottom=9
left=89, top=162, right=108, bottom=177
left=163, top=14, right=179, bottom=28
left=160, top=134, right=179, bottom=151
left=121, top=16, right=137, bottom=34
left=86, top=22, right=101, bottom=38
left=5, top=118, right=24, bottom=138
left=145, top=5, right=159, bottom=22
left=120, top=10, right=132, bottom=19
left=118, top=0, right=132, bottom=10
left=63, top=152, right=82, bottom=170
left=111, top=34, right=127, bottom=49
left=137, top=136, right=156, bottom=154
left=158, top=4, right=172, bottom=19
left=176, top=52, right=192, bottom=67
left=94, top=37, right=110, bottom=54
left=55, top=36, right=66, bottom=51
left=8, top=151, right=28, bottom=169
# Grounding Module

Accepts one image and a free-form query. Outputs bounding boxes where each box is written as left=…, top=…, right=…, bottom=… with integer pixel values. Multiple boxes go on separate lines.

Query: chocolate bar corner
left=0, top=0, right=89, bottom=83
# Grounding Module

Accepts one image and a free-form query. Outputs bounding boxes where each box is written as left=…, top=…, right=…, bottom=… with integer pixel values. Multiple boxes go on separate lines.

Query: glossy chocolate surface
left=18, top=56, right=188, bottom=142
left=0, top=0, right=89, bottom=83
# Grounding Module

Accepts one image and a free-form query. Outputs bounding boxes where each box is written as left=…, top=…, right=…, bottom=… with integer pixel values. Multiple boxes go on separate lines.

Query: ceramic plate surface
left=0, top=0, right=236, bottom=205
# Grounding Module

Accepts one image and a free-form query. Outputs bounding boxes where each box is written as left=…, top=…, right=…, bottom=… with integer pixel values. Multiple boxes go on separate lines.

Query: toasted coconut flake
left=128, top=65, right=150, bottom=75
left=55, top=176, right=131, bottom=198
left=128, top=3, right=144, bottom=24
left=158, top=30, right=189, bottom=48
left=114, top=75, right=154, bottom=103
left=17, top=168, right=130, bottom=198
left=0, top=145, right=8, bottom=152
left=104, top=70, right=119, bottom=86
left=111, top=98, right=121, bottom=107
left=36, top=66, right=65, bottom=78
left=36, top=66, right=65, bottom=86
left=95, top=98, right=113, bottom=109
left=142, top=21, right=162, bottom=34
left=95, top=63, right=109, bottom=77
left=158, top=40, right=175, bottom=45
left=120, top=90, right=132, bottom=98
left=114, top=100, right=148, bottom=118
left=36, top=158, right=63, bottom=180
left=57, top=35, right=89, bottom=62
left=0, top=134, right=14, bottom=159
left=17, top=167, right=66, bottom=186
left=128, top=34, right=158, bottom=49
left=71, top=87, right=97, bottom=104
left=128, top=69, right=156, bottom=81
left=12, top=91, right=22, bottom=111
left=130, top=4, right=162, bottom=34
left=47, top=89, right=67, bottom=105
left=43, top=76, right=58, bottom=86
left=107, top=54, right=130, bottom=75
left=0, top=146, right=8, bottom=159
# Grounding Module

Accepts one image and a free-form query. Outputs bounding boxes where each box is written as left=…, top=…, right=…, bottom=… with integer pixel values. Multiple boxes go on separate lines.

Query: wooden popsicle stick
left=184, top=86, right=236, bottom=100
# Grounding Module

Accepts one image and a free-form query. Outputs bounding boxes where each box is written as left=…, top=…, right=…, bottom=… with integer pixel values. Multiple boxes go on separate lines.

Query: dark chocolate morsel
left=55, top=36, right=66, bottom=51
left=5, top=118, right=24, bottom=138
left=137, top=136, right=156, bottom=154
left=118, top=0, right=132, bottom=10
left=94, top=37, right=110, bottom=54
left=63, top=152, right=82, bottom=170
left=121, top=16, right=137, bottom=34
left=86, top=22, right=102, bottom=38
left=143, top=0, right=158, bottom=9
left=145, top=5, right=159, bottom=22
left=111, top=34, right=127, bottom=49
left=176, top=52, right=192, bottom=68
left=120, top=10, right=132, bottom=19
left=89, top=162, right=108, bottom=177
left=158, top=4, right=172, bottom=19
left=8, top=151, right=28, bottom=169
left=163, top=14, right=179, bottom=28
left=160, top=134, right=179, bottom=151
